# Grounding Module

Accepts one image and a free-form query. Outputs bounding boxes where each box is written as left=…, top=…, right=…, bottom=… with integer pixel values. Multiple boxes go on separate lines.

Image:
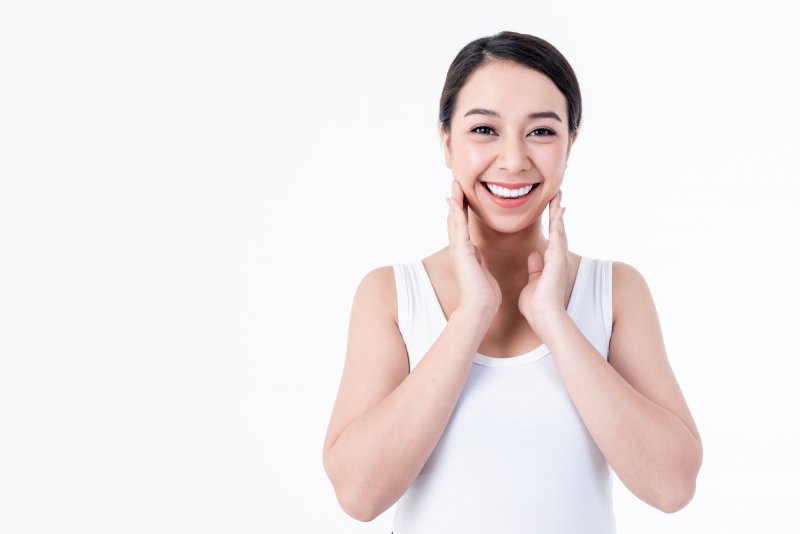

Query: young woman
left=322, top=31, right=702, bottom=533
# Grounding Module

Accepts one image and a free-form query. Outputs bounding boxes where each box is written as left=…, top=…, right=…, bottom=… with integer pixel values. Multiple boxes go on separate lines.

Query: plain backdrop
left=1, top=1, right=798, bottom=532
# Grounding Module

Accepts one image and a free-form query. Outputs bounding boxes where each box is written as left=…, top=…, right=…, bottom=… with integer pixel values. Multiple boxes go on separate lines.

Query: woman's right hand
left=446, top=179, right=502, bottom=318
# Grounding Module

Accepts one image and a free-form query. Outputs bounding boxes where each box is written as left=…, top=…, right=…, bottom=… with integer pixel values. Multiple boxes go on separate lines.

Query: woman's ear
left=439, top=124, right=452, bottom=169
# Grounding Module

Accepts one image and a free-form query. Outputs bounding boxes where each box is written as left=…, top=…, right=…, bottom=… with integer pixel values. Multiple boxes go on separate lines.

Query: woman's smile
left=479, top=180, right=541, bottom=208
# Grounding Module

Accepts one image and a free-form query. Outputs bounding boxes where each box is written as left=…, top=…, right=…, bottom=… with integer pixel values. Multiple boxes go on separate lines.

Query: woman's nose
left=497, top=135, right=531, bottom=173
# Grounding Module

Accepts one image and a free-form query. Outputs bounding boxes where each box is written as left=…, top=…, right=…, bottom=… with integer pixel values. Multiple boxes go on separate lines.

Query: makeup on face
left=446, top=62, right=570, bottom=219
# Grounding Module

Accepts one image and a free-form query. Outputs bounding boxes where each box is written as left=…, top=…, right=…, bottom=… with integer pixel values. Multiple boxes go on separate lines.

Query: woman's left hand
left=518, top=189, right=571, bottom=330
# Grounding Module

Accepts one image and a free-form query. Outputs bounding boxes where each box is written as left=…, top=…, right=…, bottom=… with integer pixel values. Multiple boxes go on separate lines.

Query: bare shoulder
left=354, top=264, right=399, bottom=325
left=322, top=264, right=409, bottom=456
left=610, top=260, right=650, bottom=328
left=608, top=260, right=701, bottom=443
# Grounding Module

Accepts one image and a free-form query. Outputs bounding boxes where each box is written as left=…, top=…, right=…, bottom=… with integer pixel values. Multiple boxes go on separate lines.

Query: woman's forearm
left=325, top=306, right=492, bottom=521
left=535, top=311, right=702, bottom=513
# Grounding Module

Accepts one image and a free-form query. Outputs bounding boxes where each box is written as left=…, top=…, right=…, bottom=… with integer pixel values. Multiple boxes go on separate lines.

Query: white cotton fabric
left=389, top=255, right=617, bottom=534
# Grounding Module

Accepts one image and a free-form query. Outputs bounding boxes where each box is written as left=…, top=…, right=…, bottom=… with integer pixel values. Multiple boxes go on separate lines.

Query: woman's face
left=440, top=60, right=577, bottom=233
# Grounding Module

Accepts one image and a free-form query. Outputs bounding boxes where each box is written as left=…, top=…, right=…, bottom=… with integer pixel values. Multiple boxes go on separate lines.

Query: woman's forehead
left=455, top=62, right=567, bottom=120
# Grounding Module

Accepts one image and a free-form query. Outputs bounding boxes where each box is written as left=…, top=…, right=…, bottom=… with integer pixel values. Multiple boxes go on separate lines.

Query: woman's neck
left=465, top=210, right=550, bottom=279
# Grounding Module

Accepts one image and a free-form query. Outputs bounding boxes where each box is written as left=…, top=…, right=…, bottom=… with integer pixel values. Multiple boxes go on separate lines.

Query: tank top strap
left=601, top=259, right=614, bottom=347
left=391, top=262, right=415, bottom=371
left=391, top=260, right=448, bottom=372
left=570, top=256, right=614, bottom=359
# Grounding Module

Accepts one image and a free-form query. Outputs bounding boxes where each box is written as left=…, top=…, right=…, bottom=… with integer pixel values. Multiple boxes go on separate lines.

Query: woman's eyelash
left=471, top=126, right=555, bottom=136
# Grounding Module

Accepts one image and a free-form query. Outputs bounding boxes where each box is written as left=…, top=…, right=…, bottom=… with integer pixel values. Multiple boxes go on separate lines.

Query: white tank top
left=390, top=255, right=617, bottom=534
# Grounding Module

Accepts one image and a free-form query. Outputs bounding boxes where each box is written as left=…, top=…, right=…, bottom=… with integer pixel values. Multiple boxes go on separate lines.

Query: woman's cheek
left=456, top=142, right=490, bottom=172
left=537, top=145, right=566, bottom=177
left=449, top=150, right=480, bottom=188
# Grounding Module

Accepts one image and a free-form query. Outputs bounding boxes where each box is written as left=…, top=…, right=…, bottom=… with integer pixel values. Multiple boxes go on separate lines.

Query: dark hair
left=438, top=31, right=582, bottom=137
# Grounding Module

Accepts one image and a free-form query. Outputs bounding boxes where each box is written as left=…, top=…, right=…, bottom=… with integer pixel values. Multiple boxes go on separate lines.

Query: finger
left=446, top=196, right=456, bottom=245
left=549, top=187, right=561, bottom=213
left=546, top=190, right=556, bottom=235
left=447, top=195, right=470, bottom=252
left=456, top=181, right=472, bottom=238
left=447, top=196, right=467, bottom=248
left=549, top=188, right=563, bottom=231
left=458, top=181, right=469, bottom=225
left=527, top=250, right=543, bottom=277
left=548, top=200, right=568, bottom=253
left=455, top=180, right=470, bottom=213
left=455, top=180, right=468, bottom=216
left=451, top=181, right=471, bottom=247
left=446, top=184, right=460, bottom=248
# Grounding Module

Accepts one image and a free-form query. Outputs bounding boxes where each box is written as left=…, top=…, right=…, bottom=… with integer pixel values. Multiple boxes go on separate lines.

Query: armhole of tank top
left=391, top=263, right=411, bottom=359
left=391, top=264, right=406, bottom=333
left=602, top=259, right=614, bottom=348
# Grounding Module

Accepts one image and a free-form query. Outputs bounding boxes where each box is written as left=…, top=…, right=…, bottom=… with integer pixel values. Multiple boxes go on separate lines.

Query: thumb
left=527, top=250, right=543, bottom=280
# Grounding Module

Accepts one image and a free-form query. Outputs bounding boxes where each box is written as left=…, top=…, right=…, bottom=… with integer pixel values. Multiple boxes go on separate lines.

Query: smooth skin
left=323, top=59, right=702, bottom=521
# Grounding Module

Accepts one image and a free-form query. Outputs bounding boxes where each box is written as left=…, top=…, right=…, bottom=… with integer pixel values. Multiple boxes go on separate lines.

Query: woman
left=322, top=31, right=703, bottom=533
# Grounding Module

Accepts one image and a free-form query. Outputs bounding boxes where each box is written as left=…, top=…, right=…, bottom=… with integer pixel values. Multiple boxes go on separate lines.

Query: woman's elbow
left=324, top=445, right=381, bottom=522
left=658, top=478, right=697, bottom=513
left=659, top=442, right=702, bottom=513
left=336, top=487, right=377, bottom=522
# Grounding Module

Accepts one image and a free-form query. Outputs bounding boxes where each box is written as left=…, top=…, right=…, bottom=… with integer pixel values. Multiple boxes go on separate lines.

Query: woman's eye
left=471, top=126, right=555, bottom=136
left=472, top=126, right=495, bottom=135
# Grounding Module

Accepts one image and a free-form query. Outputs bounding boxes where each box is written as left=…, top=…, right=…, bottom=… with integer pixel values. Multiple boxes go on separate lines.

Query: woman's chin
left=473, top=210, right=542, bottom=235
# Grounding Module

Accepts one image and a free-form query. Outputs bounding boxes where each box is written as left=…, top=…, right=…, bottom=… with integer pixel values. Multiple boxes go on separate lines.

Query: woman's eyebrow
left=463, top=108, right=562, bottom=122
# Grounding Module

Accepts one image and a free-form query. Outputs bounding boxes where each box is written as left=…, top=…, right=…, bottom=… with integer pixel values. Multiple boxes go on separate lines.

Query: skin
left=435, top=59, right=703, bottom=511
left=322, top=59, right=702, bottom=519
left=428, top=58, right=580, bottom=356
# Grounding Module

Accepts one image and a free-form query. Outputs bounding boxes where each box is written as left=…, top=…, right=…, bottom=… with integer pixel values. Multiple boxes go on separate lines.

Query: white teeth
left=485, top=183, right=535, bottom=198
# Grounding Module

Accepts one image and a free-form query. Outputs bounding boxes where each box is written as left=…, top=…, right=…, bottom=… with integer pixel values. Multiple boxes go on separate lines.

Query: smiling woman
left=439, top=56, right=578, bottom=237
left=322, top=30, right=702, bottom=533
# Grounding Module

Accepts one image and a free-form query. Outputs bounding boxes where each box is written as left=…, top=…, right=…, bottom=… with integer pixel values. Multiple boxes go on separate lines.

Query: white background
left=1, top=1, right=798, bottom=532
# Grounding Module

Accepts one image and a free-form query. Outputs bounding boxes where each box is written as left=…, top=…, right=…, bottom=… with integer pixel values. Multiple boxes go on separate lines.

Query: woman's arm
left=533, top=261, right=702, bottom=513
left=322, top=266, right=493, bottom=522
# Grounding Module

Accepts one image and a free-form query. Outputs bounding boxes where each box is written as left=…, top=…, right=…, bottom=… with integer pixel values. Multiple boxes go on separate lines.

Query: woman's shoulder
left=609, top=258, right=652, bottom=330
left=353, top=264, right=400, bottom=325
left=360, top=248, right=448, bottom=326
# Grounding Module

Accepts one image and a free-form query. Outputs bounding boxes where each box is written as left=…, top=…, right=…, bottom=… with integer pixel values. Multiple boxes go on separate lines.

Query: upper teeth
left=486, top=183, right=534, bottom=198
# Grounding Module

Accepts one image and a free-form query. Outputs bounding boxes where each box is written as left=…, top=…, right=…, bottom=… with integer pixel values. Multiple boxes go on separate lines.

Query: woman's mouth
left=481, top=181, right=540, bottom=208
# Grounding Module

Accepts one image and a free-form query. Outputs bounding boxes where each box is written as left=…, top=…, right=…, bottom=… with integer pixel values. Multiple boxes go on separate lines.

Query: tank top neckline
left=413, top=255, right=588, bottom=367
